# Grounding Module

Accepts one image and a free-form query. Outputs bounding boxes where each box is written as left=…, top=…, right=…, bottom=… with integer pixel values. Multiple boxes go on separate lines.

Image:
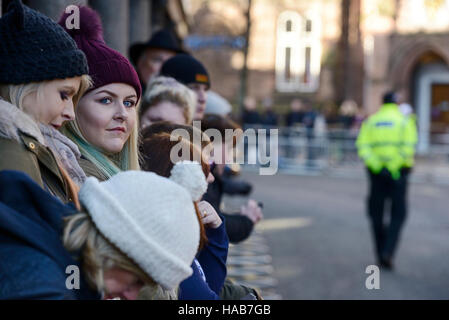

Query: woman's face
left=140, top=101, right=186, bottom=129
left=103, top=267, right=144, bottom=300
left=187, top=83, right=208, bottom=120
left=76, top=83, right=138, bottom=154
left=22, top=77, right=81, bottom=128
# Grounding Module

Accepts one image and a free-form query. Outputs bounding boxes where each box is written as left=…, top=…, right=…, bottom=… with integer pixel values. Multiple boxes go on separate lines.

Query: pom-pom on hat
left=169, top=161, right=208, bottom=201
left=0, top=0, right=88, bottom=84
left=79, top=168, right=204, bottom=290
left=58, top=6, right=142, bottom=100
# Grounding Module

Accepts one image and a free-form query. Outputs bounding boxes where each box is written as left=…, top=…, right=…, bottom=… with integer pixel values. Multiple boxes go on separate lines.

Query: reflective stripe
left=358, top=142, right=414, bottom=148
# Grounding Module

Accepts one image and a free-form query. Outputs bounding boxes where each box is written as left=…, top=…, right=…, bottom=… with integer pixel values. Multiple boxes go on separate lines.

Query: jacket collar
left=0, top=98, right=46, bottom=145
left=381, top=103, right=399, bottom=110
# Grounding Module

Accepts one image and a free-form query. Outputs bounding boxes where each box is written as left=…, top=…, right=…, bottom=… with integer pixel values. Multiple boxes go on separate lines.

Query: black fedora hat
left=129, top=29, right=186, bottom=65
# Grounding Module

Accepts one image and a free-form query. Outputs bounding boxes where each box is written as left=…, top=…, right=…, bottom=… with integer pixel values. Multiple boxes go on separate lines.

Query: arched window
left=275, top=10, right=321, bottom=93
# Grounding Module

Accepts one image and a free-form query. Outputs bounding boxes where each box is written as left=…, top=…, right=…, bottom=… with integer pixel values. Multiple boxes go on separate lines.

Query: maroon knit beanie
left=58, top=6, right=141, bottom=100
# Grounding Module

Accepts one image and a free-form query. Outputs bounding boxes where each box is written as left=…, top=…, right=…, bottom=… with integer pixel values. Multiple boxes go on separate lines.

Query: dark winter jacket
left=178, top=218, right=228, bottom=300
left=262, top=110, right=278, bottom=126
left=203, top=169, right=254, bottom=244
left=242, top=110, right=261, bottom=126
left=0, top=170, right=100, bottom=300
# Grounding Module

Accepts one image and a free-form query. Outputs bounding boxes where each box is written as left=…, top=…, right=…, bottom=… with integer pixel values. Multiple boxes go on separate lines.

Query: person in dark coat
left=0, top=170, right=99, bottom=300
left=241, top=96, right=261, bottom=127
left=261, top=97, right=278, bottom=127
left=285, top=99, right=305, bottom=127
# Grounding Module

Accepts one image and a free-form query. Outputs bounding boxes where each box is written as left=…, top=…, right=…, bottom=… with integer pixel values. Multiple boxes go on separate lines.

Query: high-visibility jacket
left=356, top=103, right=417, bottom=179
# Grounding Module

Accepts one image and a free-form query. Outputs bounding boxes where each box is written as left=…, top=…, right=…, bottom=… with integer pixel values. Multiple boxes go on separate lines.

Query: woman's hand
left=197, top=201, right=222, bottom=229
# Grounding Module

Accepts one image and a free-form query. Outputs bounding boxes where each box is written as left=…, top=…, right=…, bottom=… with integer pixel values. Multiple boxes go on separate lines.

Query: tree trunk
left=336, top=0, right=364, bottom=107
left=238, top=0, right=252, bottom=116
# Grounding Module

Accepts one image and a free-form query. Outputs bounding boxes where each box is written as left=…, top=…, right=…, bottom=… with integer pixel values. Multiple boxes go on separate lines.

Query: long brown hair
left=139, top=132, right=209, bottom=250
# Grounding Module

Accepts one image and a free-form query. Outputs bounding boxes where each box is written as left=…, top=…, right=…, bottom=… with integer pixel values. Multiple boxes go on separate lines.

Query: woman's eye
left=60, top=92, right=69, bottom=101
left=99, top=97, right=112, bottom=104
left=123, top=100, right=136, bottom=108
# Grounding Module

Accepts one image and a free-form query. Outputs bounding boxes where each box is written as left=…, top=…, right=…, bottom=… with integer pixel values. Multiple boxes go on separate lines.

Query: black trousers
left=367, top=168, right=410, bottom=261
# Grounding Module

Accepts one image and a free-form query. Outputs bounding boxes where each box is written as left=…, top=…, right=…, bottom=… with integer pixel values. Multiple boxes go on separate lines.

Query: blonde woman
left=139, top=76, right=196, bottom=129
left=0, top=1, right=90, bottom=203
left=0, top=161, right=206, bottom=299
left=58, top=6, right=142, bottom=182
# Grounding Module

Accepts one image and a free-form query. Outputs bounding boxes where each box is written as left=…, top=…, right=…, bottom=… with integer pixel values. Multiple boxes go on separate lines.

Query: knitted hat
left=78, top=161, right=208, bottom=290
left=0, top=0, right=88, bottom=84
left=129, top=29, right=186, bottom=66
left=58, top=6, right=142, bottom=100
left=160, top=54, right=211, bottom=90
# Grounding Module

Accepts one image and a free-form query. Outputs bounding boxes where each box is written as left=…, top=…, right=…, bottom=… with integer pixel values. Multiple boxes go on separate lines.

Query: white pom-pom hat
left=78, top=169, right=203, bottom=290
left=169, top=160, right=208, bottom=201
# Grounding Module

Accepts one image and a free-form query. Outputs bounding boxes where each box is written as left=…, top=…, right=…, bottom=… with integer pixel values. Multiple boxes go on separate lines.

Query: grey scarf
left=40, top=124, right=87, bottom=186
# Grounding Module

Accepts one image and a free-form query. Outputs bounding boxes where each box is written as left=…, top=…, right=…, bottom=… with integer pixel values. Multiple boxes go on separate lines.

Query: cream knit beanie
left=78, top=161, right=207, bottom=290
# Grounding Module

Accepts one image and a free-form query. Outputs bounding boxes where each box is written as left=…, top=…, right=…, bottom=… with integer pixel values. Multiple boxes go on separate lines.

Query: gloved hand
left=386, top=160, right=402, bottom=180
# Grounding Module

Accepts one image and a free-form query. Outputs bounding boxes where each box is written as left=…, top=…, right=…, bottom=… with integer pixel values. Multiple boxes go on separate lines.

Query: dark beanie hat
left=0, top=0, right=88, bottom=84
left=58, top=6, right=142, bottom=100
left=159, top=54, right=210, bottom=89
left=129, top=29, right=186, bottom=66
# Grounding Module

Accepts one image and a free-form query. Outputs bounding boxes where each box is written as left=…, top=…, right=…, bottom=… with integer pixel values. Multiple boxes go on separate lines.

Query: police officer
left=356, top=92, right=417, bottom=269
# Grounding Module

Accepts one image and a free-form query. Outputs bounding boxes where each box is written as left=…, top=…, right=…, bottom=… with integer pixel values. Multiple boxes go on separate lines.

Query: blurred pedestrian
left=139, top=76, right=196, bottom=129
left=356, top=91, right=418, bottom=269
left=241, top=96, right=261, bottom=127
left=0, top=0, right=91, bottom=203
left=129, top=29, right=185, bottom=91
left=285, top=99, right=305, bottom=127
left=261, top=97, right=278, bottom=127
left=339, top=100, right=358, bottom=129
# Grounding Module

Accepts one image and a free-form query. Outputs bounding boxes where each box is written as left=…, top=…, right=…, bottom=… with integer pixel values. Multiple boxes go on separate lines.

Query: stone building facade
left=0, top=0, right=189, bottom=57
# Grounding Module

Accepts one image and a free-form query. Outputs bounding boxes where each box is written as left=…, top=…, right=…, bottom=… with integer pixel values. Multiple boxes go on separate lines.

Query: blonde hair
left=0, top=75, right=92, bottom=114
left=0, top=76, right=92, bottom=207
left=140, top=76, right=196, bottom=125
left=63, top=212, right=178, bottom=300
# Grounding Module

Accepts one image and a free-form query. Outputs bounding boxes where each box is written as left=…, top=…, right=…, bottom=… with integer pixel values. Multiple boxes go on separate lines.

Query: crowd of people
left=0, top=2, right=263, bottom=300
left=241, top=96, right=365, bottom=132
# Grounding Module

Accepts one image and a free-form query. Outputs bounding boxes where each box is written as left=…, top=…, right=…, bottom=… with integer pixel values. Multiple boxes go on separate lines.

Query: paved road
left=228, top=171, right=449, bottom=299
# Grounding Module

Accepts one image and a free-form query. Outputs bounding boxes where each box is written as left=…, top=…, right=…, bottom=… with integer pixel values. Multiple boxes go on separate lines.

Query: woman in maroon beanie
left=58, top=6, right=142, bottom=182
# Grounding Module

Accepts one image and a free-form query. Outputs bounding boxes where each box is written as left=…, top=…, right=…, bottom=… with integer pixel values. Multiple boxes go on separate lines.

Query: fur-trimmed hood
left=0, top=98, right=45, bottom=145
left=0, top=98, right=87, bottom=186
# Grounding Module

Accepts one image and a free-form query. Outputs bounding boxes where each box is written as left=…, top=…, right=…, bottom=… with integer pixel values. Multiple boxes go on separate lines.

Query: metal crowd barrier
left=240, top=124, right=449, bottom=177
